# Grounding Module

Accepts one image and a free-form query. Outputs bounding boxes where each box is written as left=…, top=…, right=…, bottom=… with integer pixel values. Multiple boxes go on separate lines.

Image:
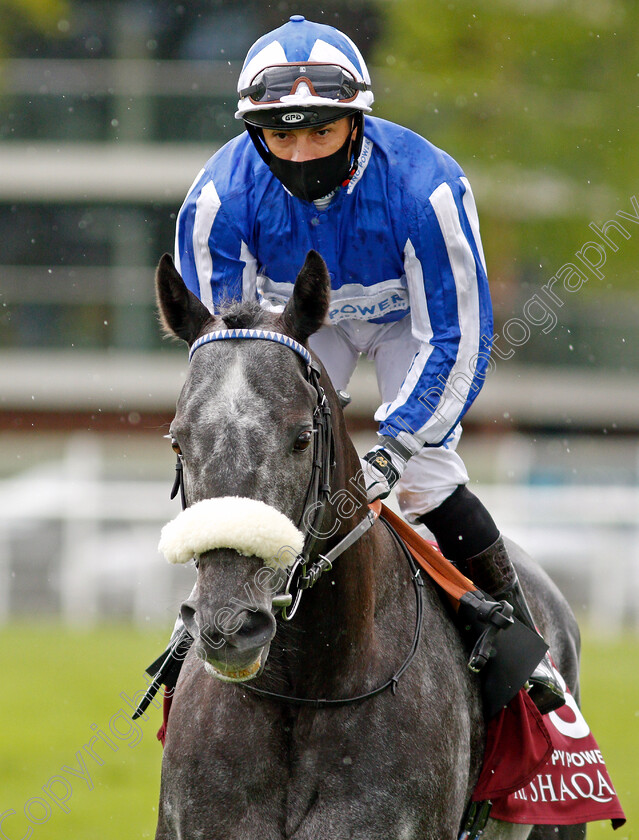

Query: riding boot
left=417, top=485, right=565, bottom=715
left=462, top=536, right=565, bottom=715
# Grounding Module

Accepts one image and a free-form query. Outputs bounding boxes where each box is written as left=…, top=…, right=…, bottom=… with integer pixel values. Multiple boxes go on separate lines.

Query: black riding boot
left=418, top=485, right=565, bottom=715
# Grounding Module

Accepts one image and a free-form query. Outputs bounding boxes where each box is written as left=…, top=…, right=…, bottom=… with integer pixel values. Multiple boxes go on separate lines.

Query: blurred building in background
left=1, top=0, right=639, bottom=630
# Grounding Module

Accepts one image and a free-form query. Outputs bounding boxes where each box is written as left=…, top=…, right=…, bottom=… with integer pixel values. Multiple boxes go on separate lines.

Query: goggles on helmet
left=239, top=63, right=369, bottom=105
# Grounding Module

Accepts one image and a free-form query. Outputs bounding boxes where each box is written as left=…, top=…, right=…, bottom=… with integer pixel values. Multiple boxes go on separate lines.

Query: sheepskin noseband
left=158, top=497, right=305, bottom=568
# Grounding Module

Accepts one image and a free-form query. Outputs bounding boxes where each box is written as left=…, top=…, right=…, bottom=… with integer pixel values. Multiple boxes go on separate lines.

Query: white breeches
left=309, top=316, right=470, bottom=521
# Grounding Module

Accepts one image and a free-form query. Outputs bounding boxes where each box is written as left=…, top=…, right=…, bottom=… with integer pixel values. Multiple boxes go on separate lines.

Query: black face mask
left=268, top=130, right=354, bottom=202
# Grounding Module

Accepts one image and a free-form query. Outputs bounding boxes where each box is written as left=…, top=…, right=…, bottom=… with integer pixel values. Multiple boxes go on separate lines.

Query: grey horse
left=152, top=250, right=584, bottom=840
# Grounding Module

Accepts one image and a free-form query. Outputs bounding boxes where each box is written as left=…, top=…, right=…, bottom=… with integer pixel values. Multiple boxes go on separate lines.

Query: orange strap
left=377, top=502, right=478, bottom=606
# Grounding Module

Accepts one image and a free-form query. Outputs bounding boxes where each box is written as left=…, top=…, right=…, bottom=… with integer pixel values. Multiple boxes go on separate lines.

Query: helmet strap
left=245, top=123, right=272, bottom=166
left=342, top=111, right=364, bottom=187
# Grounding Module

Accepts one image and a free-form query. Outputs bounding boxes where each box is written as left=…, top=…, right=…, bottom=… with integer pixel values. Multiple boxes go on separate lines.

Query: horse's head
left=155, top=250, right=337, bottom=682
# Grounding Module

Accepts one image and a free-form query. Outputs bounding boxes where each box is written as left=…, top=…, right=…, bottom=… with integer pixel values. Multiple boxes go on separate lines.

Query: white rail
left=1, top=436, right=637, bottom=632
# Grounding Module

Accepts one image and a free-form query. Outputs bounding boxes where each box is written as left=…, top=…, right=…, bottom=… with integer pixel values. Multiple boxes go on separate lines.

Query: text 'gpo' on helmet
left=236, top=15, right=374, bottom=130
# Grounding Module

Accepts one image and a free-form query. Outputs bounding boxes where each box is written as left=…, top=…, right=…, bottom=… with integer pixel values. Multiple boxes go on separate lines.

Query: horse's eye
left=171, top=438, right=182, bottom=455
left=293, top=430, right=313, bottom=452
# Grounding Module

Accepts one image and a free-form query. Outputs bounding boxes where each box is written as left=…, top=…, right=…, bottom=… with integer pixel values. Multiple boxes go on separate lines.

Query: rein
left=243, top=516, right=425, bottom=707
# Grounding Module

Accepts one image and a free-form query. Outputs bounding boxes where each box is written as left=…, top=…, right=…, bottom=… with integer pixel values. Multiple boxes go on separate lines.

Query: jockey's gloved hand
left=360, top=437, right=412, bottom=503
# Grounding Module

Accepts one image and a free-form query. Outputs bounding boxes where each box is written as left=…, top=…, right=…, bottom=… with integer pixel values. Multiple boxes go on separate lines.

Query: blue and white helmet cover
left=235, top=15, right=374, bottom=121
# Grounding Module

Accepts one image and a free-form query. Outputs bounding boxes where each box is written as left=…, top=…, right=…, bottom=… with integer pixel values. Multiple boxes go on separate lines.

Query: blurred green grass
left=0, top=622, right=635, bottom=838
left=0, top=623, right=166, bottom=840
left=579, top=632, right=637, bottom=840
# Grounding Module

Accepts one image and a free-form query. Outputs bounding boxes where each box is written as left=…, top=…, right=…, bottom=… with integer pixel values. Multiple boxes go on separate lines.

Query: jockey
left=167, top=15, right=563, bottom=714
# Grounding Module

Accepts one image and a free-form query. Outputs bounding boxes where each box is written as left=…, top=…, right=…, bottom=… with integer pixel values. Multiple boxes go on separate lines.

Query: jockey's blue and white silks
left=175, top=115, right=493, bottom=449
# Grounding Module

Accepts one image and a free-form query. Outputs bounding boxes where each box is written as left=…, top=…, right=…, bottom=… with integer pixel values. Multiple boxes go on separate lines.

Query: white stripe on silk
left=193, top=180, right=222, bottom=313
left=373, top=238, right=433, bottom=431
left=420, top=181, right=481, bottom=442
left=240, top=241, right=258, bottom=301
left=403, top=237, right=434, bottom=344
left=373, top=342, right=435, bottom=445
left=174, top=167, right=206, bottom=275
left=308, top=39, right=363, bottom=85
left=460, top=177, right=487, bottom=274
left=238, top=40, right=288, bottom=95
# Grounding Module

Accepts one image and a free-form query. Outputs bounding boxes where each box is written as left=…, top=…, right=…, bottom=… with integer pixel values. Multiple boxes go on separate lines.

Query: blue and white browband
left=189, top=329, right=312, bottom=366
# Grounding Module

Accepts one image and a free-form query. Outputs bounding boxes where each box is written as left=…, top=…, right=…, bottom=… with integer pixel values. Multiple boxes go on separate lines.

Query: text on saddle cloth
left=483, top=671, right=626, bottom=829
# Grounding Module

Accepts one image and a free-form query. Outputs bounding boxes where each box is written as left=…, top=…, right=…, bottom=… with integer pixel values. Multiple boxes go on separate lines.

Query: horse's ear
left=155, top=253, right=212, bottom=344
left=278, top=250, right=330, bottom=344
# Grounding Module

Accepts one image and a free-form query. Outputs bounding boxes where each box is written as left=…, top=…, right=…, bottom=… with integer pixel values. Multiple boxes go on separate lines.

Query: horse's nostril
left=231, top=608, right=276, bottom=647
left=180, top=601, right=198, bottom=635
left=181, top=601, right=275, bottom=653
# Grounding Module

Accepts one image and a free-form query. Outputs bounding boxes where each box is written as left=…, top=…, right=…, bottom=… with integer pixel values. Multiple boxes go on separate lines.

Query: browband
left=189, top=329, right=312, bottom=365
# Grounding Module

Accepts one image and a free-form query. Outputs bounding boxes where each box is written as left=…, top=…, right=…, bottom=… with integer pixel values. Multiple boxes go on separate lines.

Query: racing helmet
left=236, top=15, right=374, bottom=130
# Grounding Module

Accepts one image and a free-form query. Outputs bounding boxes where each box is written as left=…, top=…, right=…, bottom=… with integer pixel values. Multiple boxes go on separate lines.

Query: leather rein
left=170, top=328, right=425, bottom=707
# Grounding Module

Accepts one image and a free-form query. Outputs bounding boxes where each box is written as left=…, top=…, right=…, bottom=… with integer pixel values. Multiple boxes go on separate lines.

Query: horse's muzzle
left=181, top=600, right=276, bottom=683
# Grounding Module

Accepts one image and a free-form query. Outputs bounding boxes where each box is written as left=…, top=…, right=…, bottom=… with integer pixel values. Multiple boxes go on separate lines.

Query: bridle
left=173, top=327, right=337, bottom=620
left=167, top=327, right=424, bottom=708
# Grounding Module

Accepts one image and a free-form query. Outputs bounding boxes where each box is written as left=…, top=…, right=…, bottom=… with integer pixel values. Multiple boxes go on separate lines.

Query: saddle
left=378, top=503, right=548, bottom=720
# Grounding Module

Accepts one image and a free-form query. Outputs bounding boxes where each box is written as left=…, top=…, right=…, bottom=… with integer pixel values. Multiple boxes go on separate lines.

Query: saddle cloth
left=477, top=682, right=625, bottom=828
